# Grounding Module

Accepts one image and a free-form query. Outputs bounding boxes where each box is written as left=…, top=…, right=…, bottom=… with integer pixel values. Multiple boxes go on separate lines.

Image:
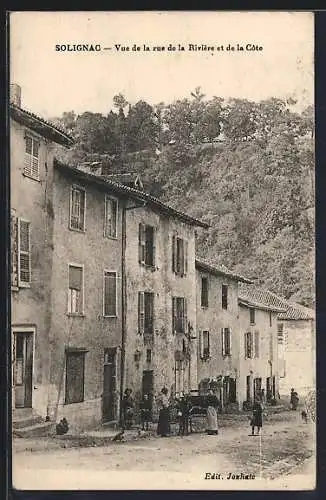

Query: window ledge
left=67, top=313, right=85, bottom=318
left=201, top=305, right=209, bottom=309
left=23, top=173, right=41, bottom=182
left=69, top=227, right=86, bottom=234
left=11, top=286, right=19, bottom=292
left=103, top=315, right=118, bottom=319
left=223, top=354, right=232, bottom=358
left=139, top=263, right=157, bottom=271
left=104, top=235, right=118, bottom=241
left=18, top=282, right=31, bottom=288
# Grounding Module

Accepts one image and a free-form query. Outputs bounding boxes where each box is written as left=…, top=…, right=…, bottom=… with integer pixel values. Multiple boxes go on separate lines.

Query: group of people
left=122, top=386, right=301, bottom=437
left=121, top=386, right=222, bottom=437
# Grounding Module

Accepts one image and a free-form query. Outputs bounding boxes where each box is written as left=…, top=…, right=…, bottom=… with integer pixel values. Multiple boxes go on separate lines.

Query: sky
left=10, top=11, right=314, bottom=119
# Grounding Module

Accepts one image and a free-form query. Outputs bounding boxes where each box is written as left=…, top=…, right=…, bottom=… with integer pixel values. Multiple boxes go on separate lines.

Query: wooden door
left=102, top=348, right=116, bottom=422
left=142, top=370, right=154, bottom=408
left=14, top=333, right=33, bottom=408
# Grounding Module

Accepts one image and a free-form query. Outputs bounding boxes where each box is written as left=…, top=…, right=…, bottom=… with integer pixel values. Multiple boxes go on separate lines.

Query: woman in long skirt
left=157, top=387, right=171, bottom=437
left=206, top=390, right=219, bottom=435
left=250, top=399, right=263, bottom=435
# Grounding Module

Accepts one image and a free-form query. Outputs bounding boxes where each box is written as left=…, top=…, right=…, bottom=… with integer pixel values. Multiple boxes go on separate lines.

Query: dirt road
left=12, top=410, right=315, bottom=490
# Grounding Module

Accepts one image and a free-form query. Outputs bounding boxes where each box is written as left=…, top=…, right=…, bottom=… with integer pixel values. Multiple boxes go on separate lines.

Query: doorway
left=13, top=332, right=33, bottom=408
left=142, top=370, right=154, bottom=411
left=102, top=348, right=116, bottom=422
left=246, top=375, right=252, bottom=402
left=254, top=377, right=262, bottom=401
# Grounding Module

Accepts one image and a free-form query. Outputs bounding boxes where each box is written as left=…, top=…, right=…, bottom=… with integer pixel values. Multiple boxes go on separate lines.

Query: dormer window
left=24, top=135, right=40, bottom=180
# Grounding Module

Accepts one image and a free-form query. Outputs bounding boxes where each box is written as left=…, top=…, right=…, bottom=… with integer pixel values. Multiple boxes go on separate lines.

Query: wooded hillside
left=52, top=89, right=315, bottom=307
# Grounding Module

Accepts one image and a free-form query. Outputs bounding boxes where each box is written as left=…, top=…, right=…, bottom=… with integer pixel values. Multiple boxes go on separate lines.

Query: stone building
left=195, top=260, right=253, bottom=409
left=238, top=285, right=287, bottom=405
left=10, top=85, right=73, bottom=418
left=276, top=302, right=315, bottom=397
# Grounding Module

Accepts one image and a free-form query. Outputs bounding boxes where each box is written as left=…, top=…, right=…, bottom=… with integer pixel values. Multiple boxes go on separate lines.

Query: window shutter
left=207, top=331, right=210, bottom=357
left=11, top=212, right=18, bottom=287
left=184, top=298, right=188, bottom=334
left=18, top=219, right=31, bottom=284
left=229, top=328, right=232, bottom=355
left=199, top=331, right=204, bottom=359
left=254, top=331, right=259, bottom=358
left=172, top=297, right=176, bottom=334
left=180, top=239, right=185, bottom=276
left=104, top=272, right=116, bottom=316
left=184, top=239, right=188, bottom=275
left=244, top=333, right=247, bottom=359
left=138, top=292, right=145, bottom=334
left=172, top=234, right=176, bottom=272
left=221, top=328, right=225, bottom=356
left=139, top=224, right=146, bottom=263
left=152, top=227, right=157, bottom=267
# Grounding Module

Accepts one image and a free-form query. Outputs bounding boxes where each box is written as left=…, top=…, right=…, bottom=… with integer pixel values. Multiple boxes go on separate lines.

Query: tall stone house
left=10, top=85, right=208, bottom=430
left=195, top=260, right=253, bottom=409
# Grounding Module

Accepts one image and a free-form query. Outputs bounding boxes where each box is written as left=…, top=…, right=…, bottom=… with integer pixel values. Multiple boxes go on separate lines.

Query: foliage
left=51, top=93, right=314, bottom=307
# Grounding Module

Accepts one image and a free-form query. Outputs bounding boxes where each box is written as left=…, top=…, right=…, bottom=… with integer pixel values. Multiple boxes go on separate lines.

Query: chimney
left=10, top=83, right=22, bottom=107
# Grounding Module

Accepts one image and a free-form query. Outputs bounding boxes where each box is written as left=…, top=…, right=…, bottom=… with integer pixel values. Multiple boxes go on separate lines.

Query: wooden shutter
left=184, top=239, right=188, bottom=275
left=104, top=272, right=116, bottom=316
left=138, top=292, right=145, bottom=334
left=180, top=239, right=185, bottom=276
left=152, top=227, right=156, bottom=267
left=11, top=212, right=18, bottom=287
left=199, top=331, right=204, bottom=359
left=221, top=328, right=225, bottom=356
left=18, top=219, right=31, bottom=284
left=172, top=297, right=176, bottom=334
left=139, top=223, right=146, bottom=263
left=244, top=333, right=247, bottom=359
left=254, top=331, right=259, bottom=358
left=172, top=234, right=177, bottom=272
left=183, top=298, right=188, bottom=334
left=65, top=352, right=85, bottom=404
left=229, top=328, right=232, bottom=355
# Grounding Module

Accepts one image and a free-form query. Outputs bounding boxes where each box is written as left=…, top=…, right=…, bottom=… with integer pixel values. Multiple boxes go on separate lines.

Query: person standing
left=206, top=389, right=219, bottom=435
left=177, top=393, right=191, bottom=436
left=122, top=388, right=134, bottom=429
left=290, top=388, right=299, bottom=410
left=157, top=387, right=171, bottom=437
left=250, top=398, right=263, bottom=435
left=140, top=393, right=152, bottom=431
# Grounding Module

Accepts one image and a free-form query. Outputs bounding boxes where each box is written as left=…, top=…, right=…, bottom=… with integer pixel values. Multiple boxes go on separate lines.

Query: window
left=103, top=271, right=117, bottom=316
left=277, top=323, right=284, bottom=344
left=138, top=292, right=154, bottom=335
left=222, top=327, right=232, bottom=356
left=65, top=350, right=86, bottom=404
left=104, top=196, right=117, bottom=238
left=172, top=235, right=188, bottom=276
left=24, top=135, right=40, bottom=180
left=139, top=224, right=155, bottom=267
left=245, top=332, right=253, bottom=358
left=146, top=349, right=152, bottom=363
left=68, top=265, right=84, bottom=314
left=172, top=297, right=187, bottom=334
left=269, top=312, right=272, bottom=327
left=249, top=308, right=255, bottom=325
left=70, top=186, right=86, bottom=231
left=18, top=219, right=31, bottom=286
left=254, top=331, right=260, bottom=358
left=222, top=284, right=228, bottom=309
left=202, top=330, right=210, bottom=359
left=199, top=330, right=210, bottom=360
left=201, top=277, right=209, bottom=307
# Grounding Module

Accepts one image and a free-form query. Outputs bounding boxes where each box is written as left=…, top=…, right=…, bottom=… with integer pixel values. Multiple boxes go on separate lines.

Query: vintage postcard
left=9, top=11, right=315, bottom=491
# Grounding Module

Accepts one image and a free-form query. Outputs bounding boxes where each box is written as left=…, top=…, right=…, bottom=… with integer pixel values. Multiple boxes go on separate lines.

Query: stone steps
left=13, top=421, right=56, bottom=439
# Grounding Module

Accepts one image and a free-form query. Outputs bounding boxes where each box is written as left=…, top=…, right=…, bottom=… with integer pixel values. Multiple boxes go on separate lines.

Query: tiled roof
left=10, top=104, right=74, bottom=147
left=54, top=160, right=209, bottom=228
left=195, top=259, right=253, bottom=284
left=238, top=283, right=315, bottom=319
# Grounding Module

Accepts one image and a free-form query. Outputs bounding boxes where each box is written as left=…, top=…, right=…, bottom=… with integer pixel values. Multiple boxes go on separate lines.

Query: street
left=12, top=410, right=316, bottom=490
